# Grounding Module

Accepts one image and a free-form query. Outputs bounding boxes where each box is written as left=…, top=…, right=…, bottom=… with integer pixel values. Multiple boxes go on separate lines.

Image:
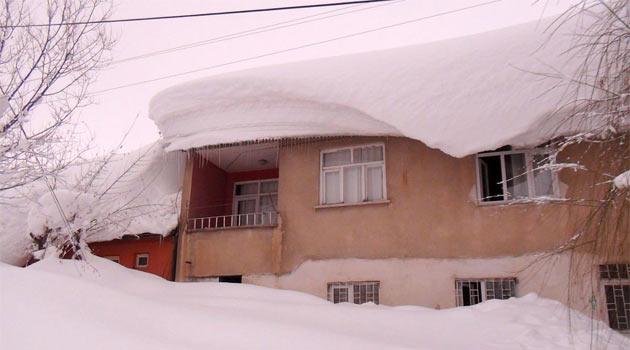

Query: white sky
left=72, top=0, right=575, bottom=153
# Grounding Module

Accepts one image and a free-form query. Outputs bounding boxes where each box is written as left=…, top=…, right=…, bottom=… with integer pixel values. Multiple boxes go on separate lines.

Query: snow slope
left=0, top=142, right=183, bottom=265
left=150, top=17, right=592, bottom=158
left=1, top=255, right=627, bottom=350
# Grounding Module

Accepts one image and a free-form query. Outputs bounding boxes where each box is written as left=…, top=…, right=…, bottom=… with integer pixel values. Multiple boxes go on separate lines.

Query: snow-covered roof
left=149, top=18, right=585, bottom=158
left=0, top=142, right=183, bottom=265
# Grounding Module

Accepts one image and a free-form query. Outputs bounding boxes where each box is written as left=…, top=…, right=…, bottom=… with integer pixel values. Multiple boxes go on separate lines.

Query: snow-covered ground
left=1, top=255, right=627, bottom=350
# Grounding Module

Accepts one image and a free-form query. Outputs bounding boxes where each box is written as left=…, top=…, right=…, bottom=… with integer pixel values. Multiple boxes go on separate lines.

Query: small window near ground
left=218, top=275, right=242, bottom=283
left=104, top=256, right=120, bottom=264
left=455, top=278, right=517, bottom=306
left=327, top=281, right=380, bottom=304
left=476, top=148, right=558, bottom=203
left=600, top=264, right=630, bottom=331
left=320, top=144, right=386, bottom=205
left=135, top=253, right=149, bottom=268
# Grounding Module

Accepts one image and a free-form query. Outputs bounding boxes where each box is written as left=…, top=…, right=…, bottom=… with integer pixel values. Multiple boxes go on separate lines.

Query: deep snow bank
left=150, top=17, right=593, bottom=157
left=1, top=255, right=627, bottom=350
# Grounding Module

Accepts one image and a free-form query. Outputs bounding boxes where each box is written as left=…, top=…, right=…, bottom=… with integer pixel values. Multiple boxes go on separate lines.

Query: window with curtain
left=320, top=144, right=386, bottom=205
left=233, top=179, right=278, bottom=225
left=476, top=149, right=558, bottom=203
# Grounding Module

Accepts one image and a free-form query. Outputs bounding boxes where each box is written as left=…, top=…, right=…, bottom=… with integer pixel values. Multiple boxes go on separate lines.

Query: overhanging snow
left=150, top=18, right=586, bottom=158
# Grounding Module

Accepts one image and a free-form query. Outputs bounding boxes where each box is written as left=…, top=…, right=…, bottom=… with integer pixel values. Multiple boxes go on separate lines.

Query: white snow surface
left=0, top=254, right=627, bottom=350
left=150, top=18, right=592, bottom=158
left=614, top=170, right=630, bottom=190
left=0, top=142, right=183, bottom=265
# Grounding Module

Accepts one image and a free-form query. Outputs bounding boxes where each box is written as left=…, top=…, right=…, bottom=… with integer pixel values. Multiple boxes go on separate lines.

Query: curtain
left=343, top=166, right=362, bottom=203
left=366, top=166, right=383, bottom=200
left=533, top=154, right=554, bottom=196
left=505, top=153, right=528, bottom=199
left=324, top=171, right=341, bottom=204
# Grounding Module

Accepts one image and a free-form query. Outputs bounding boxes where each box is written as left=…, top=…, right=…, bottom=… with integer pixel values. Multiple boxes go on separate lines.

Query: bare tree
left=0, top=0, right=113, bottom=193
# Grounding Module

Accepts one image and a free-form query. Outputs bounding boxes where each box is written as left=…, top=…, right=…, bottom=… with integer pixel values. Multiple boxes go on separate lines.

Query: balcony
left=188, top=211, right=278, bottom=231
left=185, top=142, right=280, bottom=233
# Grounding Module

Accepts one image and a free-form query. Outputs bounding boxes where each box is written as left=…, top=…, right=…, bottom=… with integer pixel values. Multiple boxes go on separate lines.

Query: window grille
left=455, top=278, right=517, bottom=306
left=327, top=281, right=379, bottom=304
left=600, top=264, right=630, bottom=331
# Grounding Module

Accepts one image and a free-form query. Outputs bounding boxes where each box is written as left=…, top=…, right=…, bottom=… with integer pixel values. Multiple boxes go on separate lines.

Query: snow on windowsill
left=314, top=199, right=390, bottom=210
left=476, top=196, right=568, bottom=207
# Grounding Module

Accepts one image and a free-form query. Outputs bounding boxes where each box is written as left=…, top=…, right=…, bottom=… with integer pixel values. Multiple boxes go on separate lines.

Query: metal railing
left=188, top=212, right=278, bottom=231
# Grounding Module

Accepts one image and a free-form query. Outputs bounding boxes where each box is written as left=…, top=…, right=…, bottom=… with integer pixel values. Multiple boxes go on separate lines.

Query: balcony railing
left=188, top=212, right=278, bottom=231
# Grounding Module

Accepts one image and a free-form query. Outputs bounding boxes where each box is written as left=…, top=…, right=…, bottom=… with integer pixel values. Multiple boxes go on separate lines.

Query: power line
left=112, top=0, right=403, bottom=65
left=88, top=0, right=502, bottom=96
left=3, top=0, right=395, bottom=28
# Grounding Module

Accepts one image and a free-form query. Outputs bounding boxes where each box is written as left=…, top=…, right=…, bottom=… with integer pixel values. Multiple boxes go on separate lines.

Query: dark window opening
left=135, top=253, right=149, bottom=268
left=219, top=275, right=242, bottom=283
left=604, top=285, right=630, bottom=330
left=478, top=155, right=503, bottom=202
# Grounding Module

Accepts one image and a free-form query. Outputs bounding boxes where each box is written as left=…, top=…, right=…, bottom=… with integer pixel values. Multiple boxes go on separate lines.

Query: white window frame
left=232, top=179, right=279, bottom=215
left=135, top=253, right=149, bottom=268
left=327, top=281, right=380, bottom=304
left=319, top=143, right=387, bottom=205
left=455, top=278, right=517, bottom=306
left=475, top=148, right=560, bottom=204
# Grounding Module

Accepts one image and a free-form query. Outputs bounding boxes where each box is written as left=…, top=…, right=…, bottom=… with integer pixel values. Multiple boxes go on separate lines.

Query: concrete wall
left=179, top=136, right=625, bottom=315
left=275, top=137, right=580, bottom=274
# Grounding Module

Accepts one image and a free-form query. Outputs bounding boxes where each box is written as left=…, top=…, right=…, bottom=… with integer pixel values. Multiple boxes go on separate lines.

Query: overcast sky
left=73, top=0, right=575, bottom=153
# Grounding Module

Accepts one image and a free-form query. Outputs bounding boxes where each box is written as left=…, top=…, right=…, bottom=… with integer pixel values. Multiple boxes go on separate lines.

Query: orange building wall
left=189, top=156, right=227, bottom=218
left=89, top=236, right=175, bottom=280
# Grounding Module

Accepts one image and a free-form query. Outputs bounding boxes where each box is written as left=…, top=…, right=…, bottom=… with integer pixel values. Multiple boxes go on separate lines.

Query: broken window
left=321, top=144, right=386, bottom=205
left=477, top=149, right=557, bottom=203
left=455, top=278, right=517, bottom=306
left=600, top=264, right=630, bottom=331
left=327, top=281, right=380, bottom=304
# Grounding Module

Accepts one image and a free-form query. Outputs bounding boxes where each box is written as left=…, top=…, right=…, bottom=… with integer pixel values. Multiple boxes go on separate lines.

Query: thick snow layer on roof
left=150, top=18, right=588, bottom=158
left=0, top=142, right=183, bottom=265
left=1, top=255, right=627, bottom=350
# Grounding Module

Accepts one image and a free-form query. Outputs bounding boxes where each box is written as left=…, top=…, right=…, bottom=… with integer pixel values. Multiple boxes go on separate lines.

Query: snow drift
left=0, top=255, right=627, bottom=350
left=150, top=17, right=591, bottom=158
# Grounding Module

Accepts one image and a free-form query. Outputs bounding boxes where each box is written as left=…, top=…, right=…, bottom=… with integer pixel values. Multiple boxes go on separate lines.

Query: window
left=233, top=179, right=278, bottom=225
left=320, top=144, right=386, bottom=205
left=600, top=264, right=630, bottom=331
left=327, top=281, right=380, bottom=304
left=455, top=278, right=517, bottom=306
left=476, top=149, right=558, bottom=203
left=104, top=256, right=120, bottom=264
left=135, top=253, right=149, bottom=268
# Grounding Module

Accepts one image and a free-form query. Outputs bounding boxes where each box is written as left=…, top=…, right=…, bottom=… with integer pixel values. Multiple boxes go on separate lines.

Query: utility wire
left=88, top=0, right=502, bottom=96
left=2, top=0, right=395, bottom=28
left=112, top=0, right=402, bottom=65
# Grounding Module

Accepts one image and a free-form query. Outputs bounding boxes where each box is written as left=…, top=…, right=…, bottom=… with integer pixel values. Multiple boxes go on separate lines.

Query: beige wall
left=276, top=137, right=580, bottom=274
left=187, top=227, right=275, bottom=277
left=178, top=136, right=625, bottom=314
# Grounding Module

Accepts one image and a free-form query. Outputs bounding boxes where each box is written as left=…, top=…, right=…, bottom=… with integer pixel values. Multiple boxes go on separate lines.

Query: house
left=147, top=18, right=629, bottom=330
left=89, top=233, right=177, bottom=280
